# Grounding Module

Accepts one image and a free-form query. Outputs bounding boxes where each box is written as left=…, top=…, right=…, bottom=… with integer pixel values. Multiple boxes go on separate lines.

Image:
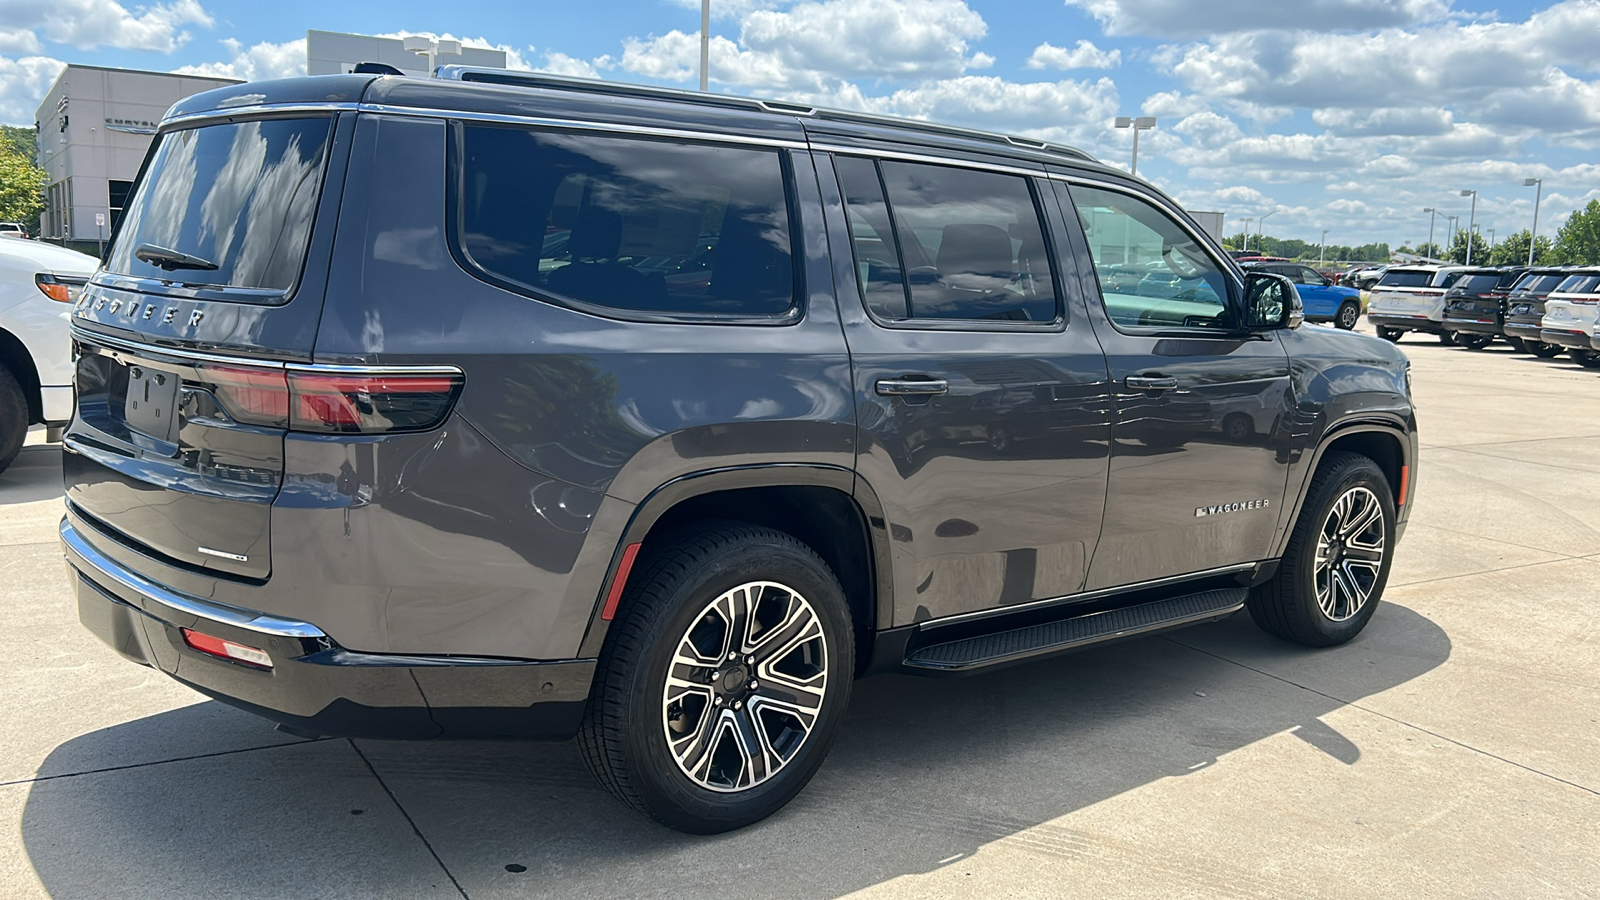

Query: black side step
left=904, top=588, right=1247, bottom=673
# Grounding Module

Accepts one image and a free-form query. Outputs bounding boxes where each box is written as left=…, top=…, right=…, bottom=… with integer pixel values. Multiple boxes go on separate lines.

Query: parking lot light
left=1320, top=229, right=1329, bottom=266
left=1525, top=178, right=1544, bottom=266
left=1113, top=116, right=1157, bottom=176
left=1423, top=207, right=1438, bottom=256
left=1460, top=190, right=1478, bottom=265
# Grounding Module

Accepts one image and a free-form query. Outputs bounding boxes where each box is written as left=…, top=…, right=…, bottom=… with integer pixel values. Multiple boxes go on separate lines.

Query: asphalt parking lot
left=2, top=324, right=1598, bottom=899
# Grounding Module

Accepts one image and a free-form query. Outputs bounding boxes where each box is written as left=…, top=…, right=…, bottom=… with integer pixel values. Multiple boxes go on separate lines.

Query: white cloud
left=0, top=53, right=64, bottom=124
left=0, top=0, right=213, bottom=52
left=876, top=75, right=1119, bottom=143
left=174, top=37, right=303, bottom=82
left=1027, top=40, right=1120, bottom=70
left=1062, top=0, right=1448, bottom=38
left=540, top=51, right=606, bottom=78
left=0, top=29, right=42, bottom=55
left=1313, top=107, right=1453, bottom=137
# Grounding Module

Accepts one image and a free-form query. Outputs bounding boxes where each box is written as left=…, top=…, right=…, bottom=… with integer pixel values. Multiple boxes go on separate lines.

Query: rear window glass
left=1376, top=270, right=1433, bottom=288
left=1454, top=274, right=1501, bottom=293
left=1514, top=273, right=1564, bottom=293
left=1554, top=274, right=1600, bottom=294
left=458, top=125, right=796, bottom=318
left=106, top=118, right=332, bottom=292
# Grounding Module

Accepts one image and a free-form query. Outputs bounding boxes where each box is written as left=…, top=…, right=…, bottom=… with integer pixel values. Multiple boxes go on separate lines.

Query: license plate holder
left=125, top=364, right=179, bottom=442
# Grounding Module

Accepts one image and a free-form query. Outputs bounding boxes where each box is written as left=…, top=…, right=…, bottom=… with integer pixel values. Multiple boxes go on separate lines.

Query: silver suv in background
left=1367, top=265, right=1468, bottom=343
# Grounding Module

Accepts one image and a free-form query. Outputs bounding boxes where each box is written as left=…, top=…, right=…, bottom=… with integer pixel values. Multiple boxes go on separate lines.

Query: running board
left=903, top=588, right=1247, bottom=673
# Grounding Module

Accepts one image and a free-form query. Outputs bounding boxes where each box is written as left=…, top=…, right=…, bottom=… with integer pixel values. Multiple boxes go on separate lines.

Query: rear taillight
left=192, top=363, right=463, bottom=434
left=1570, top=297, right=1600, bottom=305
left=36, top=273, right=86, bottom=303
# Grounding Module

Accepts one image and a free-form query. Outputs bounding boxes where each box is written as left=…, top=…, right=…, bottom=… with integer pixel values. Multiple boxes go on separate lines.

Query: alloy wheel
left=661, top=581, right=828, bottom=793
left=1338, top=304, right=1358, bottom=329
left=1313, top=486, right=1386, bottom=622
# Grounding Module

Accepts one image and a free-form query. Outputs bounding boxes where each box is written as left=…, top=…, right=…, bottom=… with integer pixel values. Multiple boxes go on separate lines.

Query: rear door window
left=1454, top=274, right=1502, bottom=293
left=106, top=118, right=333, bottom=294
left=1554, top=274, right=1600, bottom=294
left=458, top=125, right=797, bottom=319
left=1376, top=270, right=1433, bottom=288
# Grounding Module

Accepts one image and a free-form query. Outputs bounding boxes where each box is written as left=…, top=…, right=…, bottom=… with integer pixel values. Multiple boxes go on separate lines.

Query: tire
left=0, top=367, right=28, bottom=476
left=1221, top=412, right=1254, bottom=443
left=1437, top=332, right=1455, bottom=345
left=1375, top=326, right=1402, bottom=343
left=578, top=522, right=855, bottom=834
left=1506, top=336, right=1527, bottom=353
left=1526, top=340, right=1563, bottom=359
left=1335, top=301, right=1360, bottom=330
left=1248, top=451, right=1395, bottom=647
left=1453, top=332, right=1492, bottom=350
left=1572, top=349, right=1600, bottom=369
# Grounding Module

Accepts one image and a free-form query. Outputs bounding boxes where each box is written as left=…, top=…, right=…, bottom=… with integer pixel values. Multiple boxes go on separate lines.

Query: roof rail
left=433, top=66, right=1097, bottom=165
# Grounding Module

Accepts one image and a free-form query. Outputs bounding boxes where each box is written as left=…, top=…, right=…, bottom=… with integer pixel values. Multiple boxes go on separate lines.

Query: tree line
left=1223, top=234, right=1391, bottom=263
left=0, top=125, right=44, bottom=234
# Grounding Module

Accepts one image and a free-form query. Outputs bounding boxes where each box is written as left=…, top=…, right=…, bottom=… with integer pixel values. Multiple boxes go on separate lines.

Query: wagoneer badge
left=1195, top=499, right=1270, bottom=518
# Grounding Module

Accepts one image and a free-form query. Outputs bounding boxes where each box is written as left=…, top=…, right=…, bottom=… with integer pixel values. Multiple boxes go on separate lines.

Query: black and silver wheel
left=1335, top=301, right=1360, bottom=330
left=1248, top=452, right=1395, bottom=647
left=1375, top=326, right=1402, bottom=343
left=1526, top=340, right=1563, bottom=359
left=578, top=523, right=853, bottom=833
left=0, top=367, right=27, bottom=476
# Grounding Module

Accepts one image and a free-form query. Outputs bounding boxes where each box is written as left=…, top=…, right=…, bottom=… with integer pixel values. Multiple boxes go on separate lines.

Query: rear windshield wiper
left=135, top=243, right=219, bottom=272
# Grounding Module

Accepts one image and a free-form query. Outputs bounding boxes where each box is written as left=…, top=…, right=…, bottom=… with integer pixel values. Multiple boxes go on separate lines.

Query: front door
left=1055, top=180, right=1293, bottom=590
left=817, top=151, right=1113, bottom=625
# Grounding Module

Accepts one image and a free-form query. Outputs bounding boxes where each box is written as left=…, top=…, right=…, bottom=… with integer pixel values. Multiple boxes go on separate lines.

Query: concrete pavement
left=2, top=326, right=1597, bottom=898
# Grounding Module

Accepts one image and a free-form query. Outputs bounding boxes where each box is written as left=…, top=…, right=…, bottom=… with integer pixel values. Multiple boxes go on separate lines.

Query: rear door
left=1052, top=177, right=1293, bottom=589
left=817, top=150, right=1112, bottom=624
left=64, top=112, right=353, bottom=579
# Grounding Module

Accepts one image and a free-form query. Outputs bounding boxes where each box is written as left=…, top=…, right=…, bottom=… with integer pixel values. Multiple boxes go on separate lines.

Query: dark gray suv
left=63, top=69, right=1417, bottom=834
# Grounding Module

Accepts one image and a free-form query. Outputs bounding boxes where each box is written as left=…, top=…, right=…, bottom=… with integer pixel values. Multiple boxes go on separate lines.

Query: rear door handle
left=1124, top=375, right=1178, bottom=392
left=876, top=377, right=949, bottom=396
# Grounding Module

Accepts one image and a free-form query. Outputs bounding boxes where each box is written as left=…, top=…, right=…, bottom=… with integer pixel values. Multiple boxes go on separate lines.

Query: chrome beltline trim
left=357, top=103, right=811, bottom=149
left=809, top=142, right=1046, bottom=179
left=61, top=518, right=327, bottom=639
left=162, top=102, right=360, bottom=129
left=916, top=562, right=1259, bottom=631
left=72, top=328, right=463, bottom=376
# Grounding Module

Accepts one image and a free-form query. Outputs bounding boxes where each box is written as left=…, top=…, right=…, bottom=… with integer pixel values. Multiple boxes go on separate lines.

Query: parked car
left=1343, top=265, right=1388, bottom=290
left=1499, top=268, right=1572, bottom=358
left=62, top=69, right=1417, bottom=834
left=0, top=239, right=96, bottom=473
left=1440, top=267, right=1525, bottom=349
left=1367, top=265, right=1468, bottom=342
left=0, top=223, right=30, bottom=240
left=1244, top=261, right=1365, bottom=329
left=1538, top=269, right=1600, bottom=366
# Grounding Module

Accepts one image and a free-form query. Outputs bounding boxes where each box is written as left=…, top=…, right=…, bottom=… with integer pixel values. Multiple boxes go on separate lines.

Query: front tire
left=1571, top=349, right=1600, bottom=368
left=578, top=523, right=854, bottom=833
left=1376, top=326, right=1402, bottom=343
left=1248, top=452, right=1395, bottom=647
left=0, top=367, right=27, bottom=476
left=1335, top=301, right=1360, bottom=330
left=1526, top=340, right=1563, bottom=359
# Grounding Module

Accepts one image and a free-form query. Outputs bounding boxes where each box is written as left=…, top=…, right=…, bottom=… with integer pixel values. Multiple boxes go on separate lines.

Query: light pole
left=1320, top=229, right=1330, bottom=266
left=1113, top=117, right=1157, bottom=176
left=401, top=35, right=461, bottom=74
left=1488, top=228, right=1495, bottom=251
left=1423, top=207, right=1437, bottom=256
left=1240, top=217, right=1253, bottom=252
left=1446, top=215, right=1459, bottom=259
left=700, top=0, right=710, bottom=91
left=1460, top=189, right=1478, bottom=265
left=1258, top=210, right=1276, bottom=252
left=1525, top=178, right=1544, bottom=266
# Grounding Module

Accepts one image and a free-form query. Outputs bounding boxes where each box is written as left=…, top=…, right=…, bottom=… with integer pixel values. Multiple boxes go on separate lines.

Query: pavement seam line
left=0, top=737, right=329, bottom=787
left=1387, top=554, right=1593, bottom=590
left=1165, top=636, right=1600, bottom=801
left=1433, top=444, right=1600, bottom=475
left=349, top=739, right=471, bottom=900
left=1395, top=522, right=1576, bottom=563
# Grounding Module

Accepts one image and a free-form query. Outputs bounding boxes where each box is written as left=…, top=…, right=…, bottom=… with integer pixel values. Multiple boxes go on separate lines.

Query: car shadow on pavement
left=20, top=604, right=1449, bottom=898
left=0, top=444, right=63, bottom=506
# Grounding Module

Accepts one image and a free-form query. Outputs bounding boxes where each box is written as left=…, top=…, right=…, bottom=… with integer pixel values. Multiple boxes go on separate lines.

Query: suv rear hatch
left=1368, top=268, right=1456, bottom=321
left=65, top=103, right=359, bottom=581
left=1443, top=270, right=1506, bottom=325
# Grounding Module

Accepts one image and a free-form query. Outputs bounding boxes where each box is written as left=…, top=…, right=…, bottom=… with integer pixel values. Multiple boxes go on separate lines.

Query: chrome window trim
left=811, top=142, right=1046, bottom=179
left=160, top=102, right=359, bottom=129
left=359, top=103, right=810, bottom=150
left=62, top=517, right=327, bottom=639
left=73, top=327, right=464, bottom=377
left=917, top=562, right=1259, bottom=630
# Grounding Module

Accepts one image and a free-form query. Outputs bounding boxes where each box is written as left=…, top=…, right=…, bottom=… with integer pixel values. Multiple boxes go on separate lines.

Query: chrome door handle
left=1124, top=375, right=1178, bottom=391
left=876, top=377, right=949, bottom=396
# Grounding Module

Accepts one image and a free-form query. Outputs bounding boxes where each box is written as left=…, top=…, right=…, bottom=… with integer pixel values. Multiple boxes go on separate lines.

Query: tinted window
left=873, top=161, right=1058, bottom=322
left=1555, top=274, right=1600, bottom=294
left=835, top=156, right=911, bottom=318
left=1519, top=274, right=1567, bottom=293
left=1436, top=271, right=1467, bottom=289
left=1069, top=185, right=1233, bottom=330
left=1299, top=266, right=1328, bottom=285
left=460, top=126, right=795, bottom=317
left=1454, top=274, right=1501, bottom=293
left=107, top=118, right=332, bottom=292
left=1376, top=270, right=1434, bottom=288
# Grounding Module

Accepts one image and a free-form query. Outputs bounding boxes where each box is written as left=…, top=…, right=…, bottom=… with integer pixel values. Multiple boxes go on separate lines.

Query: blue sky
left=3, top=0, right=1597, bottom=247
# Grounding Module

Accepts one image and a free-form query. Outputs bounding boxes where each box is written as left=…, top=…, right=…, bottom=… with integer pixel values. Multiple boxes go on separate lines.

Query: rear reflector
left=181, top=628, right=274, bottom=669
left=601, top=543, right=643, bottom=621
left=1398, top=465, right=1410, bottom=507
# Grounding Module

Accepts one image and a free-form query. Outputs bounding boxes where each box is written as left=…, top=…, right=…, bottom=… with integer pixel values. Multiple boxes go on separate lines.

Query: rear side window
left=1521, top=274, right=1565, bottom=293
left=1376, top=270, right=1433, bottom=288
left=458, top=125, right=796, bottom=318
left=836, top=156, right=1059, bottom=323
left=1555, top=274, right=1600, bottom=294
left=106, top=118, right=333, bottom=293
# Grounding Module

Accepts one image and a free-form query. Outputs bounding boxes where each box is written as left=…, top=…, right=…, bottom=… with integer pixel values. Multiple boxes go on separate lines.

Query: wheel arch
left=0, top=327, right=43, bottom=424
left=1272, top=419, right=1413, bottom=558
left=576, top=465, right=890, bottom=674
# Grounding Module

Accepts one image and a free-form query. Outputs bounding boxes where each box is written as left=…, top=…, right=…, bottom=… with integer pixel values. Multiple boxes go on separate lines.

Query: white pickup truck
left=0, top=240, right=99, bottom=473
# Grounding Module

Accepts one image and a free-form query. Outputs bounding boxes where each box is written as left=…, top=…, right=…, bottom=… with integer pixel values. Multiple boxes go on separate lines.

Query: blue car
left=1246, top=262, right=1365, bottom=329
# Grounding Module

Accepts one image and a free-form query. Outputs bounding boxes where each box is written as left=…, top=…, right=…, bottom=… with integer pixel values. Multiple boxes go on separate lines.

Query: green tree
left=1412, top=242, right=1444, bottom=259
left=1446, top=228, right=1490, bottom=264
left=1550, top=200, right=1600, bottom=266
left=1488, top=229, right=1553, bottom=266
left=0, top=144, right=46, bottom=234
left=0, top=125, right=34, bottom=161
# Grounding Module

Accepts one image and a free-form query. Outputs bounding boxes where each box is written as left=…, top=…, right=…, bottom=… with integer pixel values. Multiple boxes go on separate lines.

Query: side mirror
left=1244, top=271, right=1303, bottom=330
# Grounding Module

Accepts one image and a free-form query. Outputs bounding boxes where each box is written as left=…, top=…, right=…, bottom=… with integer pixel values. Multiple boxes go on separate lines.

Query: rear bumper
left=1442, top=317, right=1500, bottom=335
left=1369, top=314, right=1444, bottom=333
left=62, top=518, right=594, bottom=740
left=1541, top=329, right=1593, bottom=350
left=40, top=385, right=73, bottom=425
left=1503, top=319, right=1543, bottom=341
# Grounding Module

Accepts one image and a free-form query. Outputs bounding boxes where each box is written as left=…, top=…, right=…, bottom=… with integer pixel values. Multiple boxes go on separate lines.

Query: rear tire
left=578, top=522, right=854, bottom=834
left=1376, top=326, right=1402, bottom=343
left=1437, top=332, right=1455, bottom=345
left=0, top=368, right=28, bottom=476
left=1506, top=336, right=1527, bottom=353
left=1335, top=301, right=1360, bottom=330
left=1453, top=332, right=1492, bottom=350
left=1571, top=349, right=1600, bottom=368
left=1248, top=452, right=1395, bottom=647
left=1526, top=340, right=1563, bottom=359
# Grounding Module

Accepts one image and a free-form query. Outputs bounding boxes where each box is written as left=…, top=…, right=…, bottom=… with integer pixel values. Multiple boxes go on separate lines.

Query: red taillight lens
left=201, top=365, right=290, bottom=427
left=1570, top=297, right=1600, bottom=305
left=181, top=628, right=274, bottom=669
left=287, top=370, right=464, bottom=434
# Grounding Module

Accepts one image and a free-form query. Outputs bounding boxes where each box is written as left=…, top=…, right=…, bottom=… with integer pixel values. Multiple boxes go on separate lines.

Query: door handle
left=876, top=377, right=949, bottom=396
left=1124, top=375, right=1178, bottom=392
